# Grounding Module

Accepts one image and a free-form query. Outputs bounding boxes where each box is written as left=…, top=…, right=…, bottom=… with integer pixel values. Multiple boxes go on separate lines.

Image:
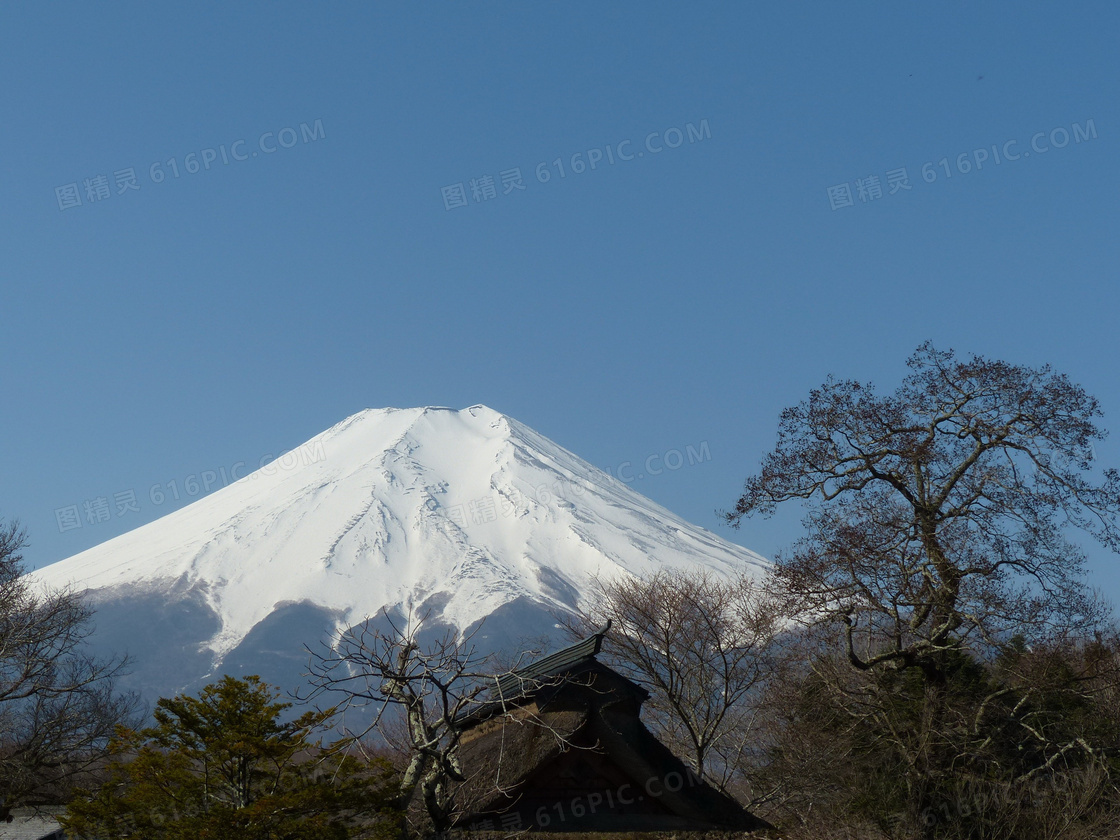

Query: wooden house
left=453, top=622, right=771, bottom=833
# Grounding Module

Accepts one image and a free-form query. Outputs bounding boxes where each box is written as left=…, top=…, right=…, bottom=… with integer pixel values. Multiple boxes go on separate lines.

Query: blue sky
left=4, top=3, right=1120, bottom=605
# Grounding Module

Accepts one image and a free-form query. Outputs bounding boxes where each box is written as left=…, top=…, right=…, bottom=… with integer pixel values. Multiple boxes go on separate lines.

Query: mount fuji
left=31, top=406, right=768, bottom=705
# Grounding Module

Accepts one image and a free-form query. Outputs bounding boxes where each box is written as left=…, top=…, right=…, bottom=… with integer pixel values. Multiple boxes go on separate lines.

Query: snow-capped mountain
left=32, top=406, right=768, bottom=704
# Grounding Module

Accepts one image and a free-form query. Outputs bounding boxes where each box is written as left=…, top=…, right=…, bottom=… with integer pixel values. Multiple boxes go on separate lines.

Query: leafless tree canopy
left=301, top=611, right=545, bottom=835
left=726, top=342, right=1120, bottom=669
left=723, top=345, right=1120, bottom=836
left=0, top=519, right=137, bottom=814
left=566, top=569, right=783, bottom=794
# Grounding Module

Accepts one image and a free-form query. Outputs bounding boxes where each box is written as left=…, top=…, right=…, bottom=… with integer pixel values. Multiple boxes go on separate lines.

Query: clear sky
left=4, top=3, right=1120, bottom=605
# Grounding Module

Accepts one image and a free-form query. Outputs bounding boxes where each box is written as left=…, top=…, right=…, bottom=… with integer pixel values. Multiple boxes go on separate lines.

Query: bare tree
left=751, top=627, right=1120, bottom=839
left=725, top=342, right=1120, bottom=672
left=0, top=518, right=137, bottom=817
left=565, top=568, right=784, bottom=794
left=724, top=343, right=1120, bottom=831
left=302, top=610, right=545, bottom=836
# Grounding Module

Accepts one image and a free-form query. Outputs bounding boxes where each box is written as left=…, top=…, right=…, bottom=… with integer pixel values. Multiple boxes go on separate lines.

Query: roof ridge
left=490, top=620, right=611, bottom=699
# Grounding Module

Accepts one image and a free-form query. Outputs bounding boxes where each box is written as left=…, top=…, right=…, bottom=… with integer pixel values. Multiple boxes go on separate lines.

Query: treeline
left=574, top=569, right=1120, bottom=839
left=573, top=344, right=1120, bottom=839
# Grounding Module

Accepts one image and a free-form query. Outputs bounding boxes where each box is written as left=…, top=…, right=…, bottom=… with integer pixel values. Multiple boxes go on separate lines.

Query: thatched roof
left=489, top=622, right=612, bottom=699
left=456, top=704, right=590, bottom=813
left=452, top=628, right=771, bottom=833
left=457, top=621, right=646, bottom=729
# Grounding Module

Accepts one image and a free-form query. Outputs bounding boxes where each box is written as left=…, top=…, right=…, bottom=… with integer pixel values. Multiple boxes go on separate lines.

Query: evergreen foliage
left=62, top=675, right=398, bottom=840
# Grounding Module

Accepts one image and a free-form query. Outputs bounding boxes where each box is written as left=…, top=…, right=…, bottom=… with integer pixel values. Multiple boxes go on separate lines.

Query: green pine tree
left=62, top=675, right=398, bottom=840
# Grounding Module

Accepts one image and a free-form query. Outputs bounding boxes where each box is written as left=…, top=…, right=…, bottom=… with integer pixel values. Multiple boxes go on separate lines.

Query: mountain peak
left=31, top=408, right=766, bottom=700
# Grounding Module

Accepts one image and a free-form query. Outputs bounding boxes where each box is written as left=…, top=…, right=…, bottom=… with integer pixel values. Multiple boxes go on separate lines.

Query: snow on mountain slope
left=32, top=406, right=768, bottom=692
